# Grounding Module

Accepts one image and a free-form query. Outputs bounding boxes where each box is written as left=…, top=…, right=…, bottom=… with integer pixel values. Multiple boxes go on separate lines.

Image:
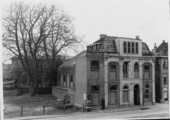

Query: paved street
left=5, top=102, right=169, bottom=120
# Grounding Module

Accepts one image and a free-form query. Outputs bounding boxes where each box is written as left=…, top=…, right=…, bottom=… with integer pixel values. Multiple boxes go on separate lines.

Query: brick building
left=53, top=34, right=155, bottom=108
left=152, top=40, right=168, bottom=102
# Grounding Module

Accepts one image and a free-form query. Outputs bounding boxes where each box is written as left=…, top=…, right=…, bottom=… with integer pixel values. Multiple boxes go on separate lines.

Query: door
left=134, top=84, right=140, bottom=105
left=91, top=92, right=99, bottom=105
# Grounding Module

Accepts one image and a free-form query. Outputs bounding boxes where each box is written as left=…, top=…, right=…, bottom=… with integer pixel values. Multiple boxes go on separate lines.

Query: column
left=104, top=58, right=108, bottom=106
left=152, top=62, right=155, bottom=104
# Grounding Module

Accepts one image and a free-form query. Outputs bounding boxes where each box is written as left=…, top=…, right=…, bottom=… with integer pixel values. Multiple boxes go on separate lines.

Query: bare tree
left=3, top=2, right=49, bottom=96
left=42, top=6, right=83, bottom=87
left=3, top=2, right=83, bottom=96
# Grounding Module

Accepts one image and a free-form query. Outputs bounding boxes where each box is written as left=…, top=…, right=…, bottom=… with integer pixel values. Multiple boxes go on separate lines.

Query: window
left=70, top=75, right=73, bottom=87
left=134, top=62, right=139, bottom=78
left=163, top=73, right=168, bottom=85
left=132, top=42, right=134, bottom=53
left=123, top=62, right=128, bottom=78
left=61, top=76, right=63, bottom=86
left=110, top=85, right=117, bottom=91
left=163, top=59, right=168, bottom=67
left=128, top=42, right=131, bottom=53
left=109, top=64, right=117, bottom=79
left=123, top=85, right=129, bottom=102
left=163, top=59, right=166, bottom=66
left=124, top=42, right=127, bottom=53
left=91, top=61, right=99, bottom=70
left=91, top=85, right=100, bottom=92
left=110, top=85, right=118, bottom=104
left=144, top=84, right=150, bottom=99
left=144, top=65, right=151, bottom=79
left=63, top=75, right=66, bottom=87
left=136, top=43, right=138, bottom=53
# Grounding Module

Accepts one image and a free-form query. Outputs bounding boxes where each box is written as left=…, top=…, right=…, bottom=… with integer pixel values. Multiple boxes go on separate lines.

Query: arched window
left=123, top=85, right=129, bottom=102
left=123, top=62, right=128, bottom=78
left=145, top=84, right=150, bottom=99
left=134, top=62, right=139, bottom=78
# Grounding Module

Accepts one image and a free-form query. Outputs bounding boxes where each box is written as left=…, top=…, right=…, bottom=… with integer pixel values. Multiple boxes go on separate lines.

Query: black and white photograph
left=0, top=0, right=169, bottom=120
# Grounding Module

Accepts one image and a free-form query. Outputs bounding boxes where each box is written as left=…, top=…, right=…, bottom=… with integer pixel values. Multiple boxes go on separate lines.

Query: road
left=5, top=103, right=169, bottom=120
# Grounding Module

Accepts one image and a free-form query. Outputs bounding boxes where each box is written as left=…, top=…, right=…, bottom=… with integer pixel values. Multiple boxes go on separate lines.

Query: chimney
left=163, top=40, right=165, bottom=43
left=154, top=43, right=157, bottom=48
left=100, top=34, right=107, bottom=39
left=136, top=36, right=140, bottom=40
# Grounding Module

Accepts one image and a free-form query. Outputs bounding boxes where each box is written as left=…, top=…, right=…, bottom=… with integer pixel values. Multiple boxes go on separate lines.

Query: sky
left=1, top=0, right=170, bottom=62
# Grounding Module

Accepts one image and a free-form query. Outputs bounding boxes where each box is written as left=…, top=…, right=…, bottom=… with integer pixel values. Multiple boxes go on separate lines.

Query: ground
left=4, top=94, right=77, bottom=118
left=4, top=94, right=169, bottom=119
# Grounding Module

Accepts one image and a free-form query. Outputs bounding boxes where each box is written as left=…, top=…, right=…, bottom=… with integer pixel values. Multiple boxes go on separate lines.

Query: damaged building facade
left=52, top=34, right=155, bottom=108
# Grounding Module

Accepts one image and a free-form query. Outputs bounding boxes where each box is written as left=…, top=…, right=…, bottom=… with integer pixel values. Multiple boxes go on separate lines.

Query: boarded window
left=144, top=65, right=151, bottom=79
left=110, top=64, right=117, bottom=79
left=109, top=85, right=118, bottom=104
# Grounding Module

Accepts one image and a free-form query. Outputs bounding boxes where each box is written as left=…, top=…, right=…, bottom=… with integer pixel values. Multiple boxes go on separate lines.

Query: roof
left=142, top=42, right=152, bottom=56
left=93, top=35, right=141, bottom=44
left=60, top=50, right=87, bottom=67
left=156, top=42, right=168, bottom=52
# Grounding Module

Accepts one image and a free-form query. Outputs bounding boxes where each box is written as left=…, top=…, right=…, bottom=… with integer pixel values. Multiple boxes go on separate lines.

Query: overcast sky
left=1, top=0, right=169, bottom=58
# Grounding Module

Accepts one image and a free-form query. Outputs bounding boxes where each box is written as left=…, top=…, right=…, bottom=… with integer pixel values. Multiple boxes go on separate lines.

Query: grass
left=4, top=94, right=77, bottom=118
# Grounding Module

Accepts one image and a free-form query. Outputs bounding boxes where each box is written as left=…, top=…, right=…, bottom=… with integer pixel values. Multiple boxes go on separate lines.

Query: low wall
left=52, top=86, right=75, bottom=105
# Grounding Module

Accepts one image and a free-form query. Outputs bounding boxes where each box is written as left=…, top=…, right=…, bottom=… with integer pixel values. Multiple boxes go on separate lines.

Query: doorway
left=134, top=84, right=140, bottom=105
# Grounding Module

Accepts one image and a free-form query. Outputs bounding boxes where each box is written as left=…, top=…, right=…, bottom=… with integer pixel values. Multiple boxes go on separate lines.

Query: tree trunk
left=29, top=81, right=35, bottom=96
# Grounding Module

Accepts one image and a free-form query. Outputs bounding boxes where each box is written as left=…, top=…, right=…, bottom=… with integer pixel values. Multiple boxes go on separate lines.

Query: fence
left=4, top=104, right=84, bottom=118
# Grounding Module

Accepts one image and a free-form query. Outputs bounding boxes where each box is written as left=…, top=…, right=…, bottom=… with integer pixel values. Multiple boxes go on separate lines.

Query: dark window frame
left=91, top=85, right=100, bottom=92
left=91, top=60, right=100, bottom=70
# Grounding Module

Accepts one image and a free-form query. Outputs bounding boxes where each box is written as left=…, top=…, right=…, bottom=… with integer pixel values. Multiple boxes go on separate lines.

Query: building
left=3, top=64, right=15, bottom=87
left=152, top=40, right=168, bottom=102
left=52, top=34, right=155, bottom=108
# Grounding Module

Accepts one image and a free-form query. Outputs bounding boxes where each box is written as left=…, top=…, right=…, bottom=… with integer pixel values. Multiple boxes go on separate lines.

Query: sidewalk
left=5, top=103, right=168, bottom=120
